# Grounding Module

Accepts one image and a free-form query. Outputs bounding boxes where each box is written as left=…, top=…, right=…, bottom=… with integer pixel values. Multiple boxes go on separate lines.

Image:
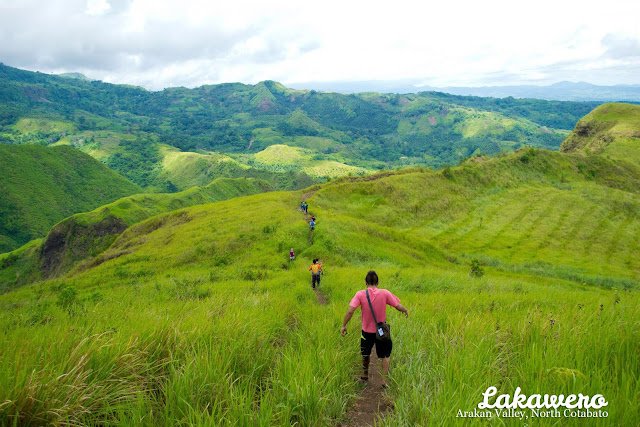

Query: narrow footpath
left=297, top=192, right=391, bottom=426
left=340, top=352, right=393, bottom=426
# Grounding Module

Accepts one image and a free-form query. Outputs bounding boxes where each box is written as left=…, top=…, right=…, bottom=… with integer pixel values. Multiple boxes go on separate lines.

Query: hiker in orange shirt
left=308, top=258, right=323, bottom=288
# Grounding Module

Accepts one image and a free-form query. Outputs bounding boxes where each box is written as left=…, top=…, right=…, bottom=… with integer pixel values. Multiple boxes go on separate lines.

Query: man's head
left=365, top=270, right=379, bottom=287
left=313, top=258, right=318, bottom=264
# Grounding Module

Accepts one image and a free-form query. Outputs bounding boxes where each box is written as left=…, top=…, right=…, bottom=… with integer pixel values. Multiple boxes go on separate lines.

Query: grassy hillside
left=0, top=135, right=638, bottom=424
left=251, top=144, right=368, bottom=178
left=0, top=63, right=599, bottom=189
left=157, top=145, right=321, bottom=191
left=0, top=144, right=140, bottom=252
left=0, top=177, right=272, bottom=289
left=317, top=150, right=640, bottom=285
left=561, top=103, right=640, bottom=168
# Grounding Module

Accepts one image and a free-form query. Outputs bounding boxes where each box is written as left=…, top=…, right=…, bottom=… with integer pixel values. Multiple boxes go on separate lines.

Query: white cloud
left=85, top=0, right=111, bottom=16
left=0, top=0, right=638, bottom=88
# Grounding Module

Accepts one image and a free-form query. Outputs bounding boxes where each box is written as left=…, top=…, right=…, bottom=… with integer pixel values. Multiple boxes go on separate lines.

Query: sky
left=0, top=0, right=639, bottom=90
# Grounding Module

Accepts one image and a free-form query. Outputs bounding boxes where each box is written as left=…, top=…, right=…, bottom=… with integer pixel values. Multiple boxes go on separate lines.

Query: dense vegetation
left=0, top=104, right=638, bottom=424
left=0, top=144, right=140, bottom=252
left=0, top=63, right=600, bottom=189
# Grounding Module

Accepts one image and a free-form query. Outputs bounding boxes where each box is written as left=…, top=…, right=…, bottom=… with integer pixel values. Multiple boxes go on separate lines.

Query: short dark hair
left=365, top=270, right=379, bottom=286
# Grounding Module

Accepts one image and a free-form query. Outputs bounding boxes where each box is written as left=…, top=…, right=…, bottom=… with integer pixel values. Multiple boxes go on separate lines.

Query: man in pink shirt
left=341, top=271, right=409, bottom=387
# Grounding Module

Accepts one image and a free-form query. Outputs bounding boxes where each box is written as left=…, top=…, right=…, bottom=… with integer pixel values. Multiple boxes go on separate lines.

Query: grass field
left=0, top=136, right=639, bottom=425
left=252, top=144, right=368, bottom=178
left=0, top=177, right=272, bottom=291
left=160, top=146, right=251, bottom=190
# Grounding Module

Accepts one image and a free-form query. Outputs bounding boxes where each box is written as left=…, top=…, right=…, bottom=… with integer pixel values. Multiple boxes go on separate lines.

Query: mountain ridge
left=289, top=79, right=640, bottom=101
left=0, top=63, right=599, bottom=185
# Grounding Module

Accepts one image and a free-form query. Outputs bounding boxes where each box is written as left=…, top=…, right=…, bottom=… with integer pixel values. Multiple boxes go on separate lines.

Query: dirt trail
left=340, top=352, right=393, bottom=426
left=313, top=288, right=328, bottom=305
left=301, top=189, right=318, bottom=201
left=299, top=189, right=392, bottom=425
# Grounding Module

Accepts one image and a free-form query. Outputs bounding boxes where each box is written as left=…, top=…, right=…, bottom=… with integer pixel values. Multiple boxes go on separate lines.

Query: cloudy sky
left=0, top=0, right=639, bottom=90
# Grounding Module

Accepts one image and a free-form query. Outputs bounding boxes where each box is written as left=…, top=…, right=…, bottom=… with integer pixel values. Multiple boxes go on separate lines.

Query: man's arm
left=341, top=306, right=357, bottom=336
left=395, top=303, right=409, bottom=318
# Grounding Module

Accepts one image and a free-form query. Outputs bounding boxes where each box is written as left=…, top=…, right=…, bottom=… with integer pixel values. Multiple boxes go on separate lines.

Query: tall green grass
left=0, top=147, right=638, bottom=425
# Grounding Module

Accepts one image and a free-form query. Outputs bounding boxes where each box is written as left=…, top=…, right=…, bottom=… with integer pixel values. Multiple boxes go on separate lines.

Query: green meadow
left=1, top=108, right=639, bottom=427
left=0, top=144, right=140, bottom=252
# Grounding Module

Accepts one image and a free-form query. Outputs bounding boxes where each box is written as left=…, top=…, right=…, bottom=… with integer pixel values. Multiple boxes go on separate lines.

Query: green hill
left=561, top=102, right=640, bottom=165
left=1, top=142, right=638, bottom=425
left=0, top=177, right=272, bottom=288
left=0, top=103, right=638, bottom=424
left=0, top=144, right=140, bottom=252
left=0, top=63, right=600, bottom=189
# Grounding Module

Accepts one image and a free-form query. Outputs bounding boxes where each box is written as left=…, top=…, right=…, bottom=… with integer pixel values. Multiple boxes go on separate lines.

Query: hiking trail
left=296, top=192, right=392, bottom=425
left=301, top=189, right=318, bottom=201
left=300, top=191, right=317, bottom=244
left=340, top=352, right=393, bottom=426
left=313, top=288, right=328, bottom=305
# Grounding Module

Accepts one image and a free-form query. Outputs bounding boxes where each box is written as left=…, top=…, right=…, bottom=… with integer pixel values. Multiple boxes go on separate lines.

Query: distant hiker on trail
left=341, top=271, right=408, bottom=388
left=308, top=258, right=323, bottom=288
left=309, top=219, right=316, bottom=231
left=311, top=215, right=316, bottom=223
left=300, top=201, right=308, bottom=214
left=300, top=201, right=306, bottom=212
left=289, top=248, right=295, bottom=261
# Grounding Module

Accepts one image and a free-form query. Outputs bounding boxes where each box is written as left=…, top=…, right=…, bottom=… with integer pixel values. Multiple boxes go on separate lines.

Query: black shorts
left=311, top=273, right=321, bottom=287
left=360, top=331, right=392, bottom=358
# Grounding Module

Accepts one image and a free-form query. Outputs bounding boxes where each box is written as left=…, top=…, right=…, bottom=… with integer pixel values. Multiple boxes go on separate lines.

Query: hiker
left=311, top=215, right=316, bottom=223
left=340, top=271, right=408, bottom=388
left=303, top=201, right=309, bottom=214
left=308, top=258, right=323, bottom=288
left=289, top=248, right=295, bottom=261
left=309, top=219, right=315, bottom=231
left=300, top=201, right=305, bottom=212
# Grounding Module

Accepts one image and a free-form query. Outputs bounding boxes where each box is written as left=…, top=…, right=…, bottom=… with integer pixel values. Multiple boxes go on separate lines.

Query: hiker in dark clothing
left=309, top=219, right=315, bottom=231
left=341, top=271, right=408, bottom=388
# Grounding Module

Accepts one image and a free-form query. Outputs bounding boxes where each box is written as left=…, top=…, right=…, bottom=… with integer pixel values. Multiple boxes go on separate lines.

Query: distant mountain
left=0, top=144, right=140, bottom=252
left=0, top=63, right=600, bottom=190
left=440, top=81, right=640, bottom=102
left=289, top=80, right=640, bottom=102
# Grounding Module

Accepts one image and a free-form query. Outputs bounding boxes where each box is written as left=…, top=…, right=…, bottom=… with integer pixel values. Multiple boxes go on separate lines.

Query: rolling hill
left=0, top=177, right=273, bottom=288
left=561, top=102, right=640, bottom=166
left=0, top=63, right=601, bottom=190
left=0, top=144, right=140, bottom=252
left=0, top=100, right=638, bottom=425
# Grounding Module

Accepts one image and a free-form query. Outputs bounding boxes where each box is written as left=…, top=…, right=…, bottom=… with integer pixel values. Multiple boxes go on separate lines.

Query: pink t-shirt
left=349, top=287, right=400, bottom=333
